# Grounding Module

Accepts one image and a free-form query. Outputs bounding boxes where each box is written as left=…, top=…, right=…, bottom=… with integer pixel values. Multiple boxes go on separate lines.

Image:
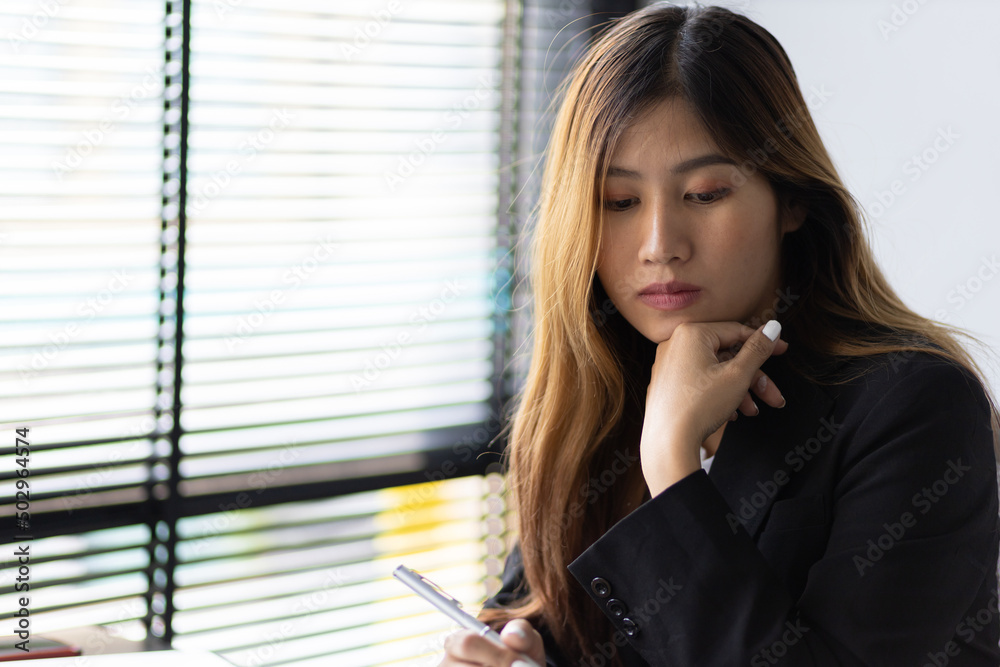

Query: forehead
left=612, top=97, right=721, bottom=164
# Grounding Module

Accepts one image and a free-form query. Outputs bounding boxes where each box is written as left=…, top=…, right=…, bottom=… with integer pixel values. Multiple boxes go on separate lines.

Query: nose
left=637, top=197, right=691, bottom=264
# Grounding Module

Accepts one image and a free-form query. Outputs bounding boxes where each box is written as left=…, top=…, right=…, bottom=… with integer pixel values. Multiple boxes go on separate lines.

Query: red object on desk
left=0, top=637, right=82, bottom=661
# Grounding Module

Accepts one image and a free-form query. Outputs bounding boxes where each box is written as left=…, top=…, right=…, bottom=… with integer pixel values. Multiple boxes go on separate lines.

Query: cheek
left=597, top=227, right=621, bottom=272
left=596, top=237, right=631, bottom=303
left=718, top=205, right=781, bottom=255
left=706, top=214, right=781, bottom=286
left=595, top=252, right=620, bottom=300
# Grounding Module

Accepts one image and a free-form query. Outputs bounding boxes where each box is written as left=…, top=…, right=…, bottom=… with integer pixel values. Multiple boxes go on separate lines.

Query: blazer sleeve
left=567, top=360, right=1000, bottom=666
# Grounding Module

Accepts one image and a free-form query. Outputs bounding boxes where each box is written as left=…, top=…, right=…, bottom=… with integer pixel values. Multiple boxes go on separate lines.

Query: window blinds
left=0, top=0, right=167, bottom=646
left=0, top=0, right=528, bottom=664
left=0, top=1, right=166, bottom=529
left=170, top=474, right=506, bottom=666
left=178, top=0, right=509, bottom=512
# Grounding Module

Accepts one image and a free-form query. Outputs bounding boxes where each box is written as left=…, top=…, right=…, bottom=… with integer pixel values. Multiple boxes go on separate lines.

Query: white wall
left=706, top=0, right=1000, bottom=395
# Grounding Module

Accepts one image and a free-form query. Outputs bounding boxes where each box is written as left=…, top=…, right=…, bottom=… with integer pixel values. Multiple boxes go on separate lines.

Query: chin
left=637, top=321, right=682, bottom=345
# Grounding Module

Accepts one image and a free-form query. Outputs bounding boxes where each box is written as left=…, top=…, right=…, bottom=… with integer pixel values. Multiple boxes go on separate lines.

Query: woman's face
left=596, top=97, right=804, bottom=344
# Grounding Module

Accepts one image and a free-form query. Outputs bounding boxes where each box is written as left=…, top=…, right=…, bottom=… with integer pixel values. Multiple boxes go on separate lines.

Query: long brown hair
left=480, top=4, right=999, bottom=664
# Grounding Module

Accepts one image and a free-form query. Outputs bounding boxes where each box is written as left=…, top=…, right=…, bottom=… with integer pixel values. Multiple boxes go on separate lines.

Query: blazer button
left=622, top=617, right=639, bottom=636
left=590, top=577, right=611, bottom=598
left=606, top=598, right=627, bottom=618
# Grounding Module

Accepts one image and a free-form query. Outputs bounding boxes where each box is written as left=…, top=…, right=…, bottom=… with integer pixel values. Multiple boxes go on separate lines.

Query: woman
left=440, top=4, right=1000, bottom=666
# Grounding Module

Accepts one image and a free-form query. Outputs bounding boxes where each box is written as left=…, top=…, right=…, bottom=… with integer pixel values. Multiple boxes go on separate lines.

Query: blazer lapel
left=708, top=352, right=837, bottom=539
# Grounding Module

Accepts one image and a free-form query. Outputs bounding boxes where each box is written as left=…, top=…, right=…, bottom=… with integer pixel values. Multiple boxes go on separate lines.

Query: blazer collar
left=708, top=350, right=840, bottom=539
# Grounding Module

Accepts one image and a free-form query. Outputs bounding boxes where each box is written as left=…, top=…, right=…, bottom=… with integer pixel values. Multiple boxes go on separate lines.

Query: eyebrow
left=606, top=153, right=738, bottom=179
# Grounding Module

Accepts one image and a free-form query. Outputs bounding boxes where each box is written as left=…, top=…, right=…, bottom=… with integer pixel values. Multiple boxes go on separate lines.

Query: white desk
left=14, top=650, right=234, bottom=665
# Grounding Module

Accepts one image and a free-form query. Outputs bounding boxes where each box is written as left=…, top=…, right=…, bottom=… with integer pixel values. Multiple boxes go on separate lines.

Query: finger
left=737, top=391, right=759, bottom=416
left=500, top=619, right=540, bottom=653
left=443, top=629, right=533, bottom=667
left=437, top=654, right=480, bottom=667
left=720, top=339, right=786, bottom=362
left=443, top=630, right=506, bottom=665
left=500, top=619, right=545, bottom=665
left=688, top=319, right=787, bottom=354
left=751, top=371, right=787, bottom=408
left=728, top=320, right=783, bottom=384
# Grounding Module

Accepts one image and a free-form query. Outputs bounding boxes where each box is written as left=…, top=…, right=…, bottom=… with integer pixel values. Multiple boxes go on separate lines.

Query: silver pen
left=393, top=564, right=541, bottom=667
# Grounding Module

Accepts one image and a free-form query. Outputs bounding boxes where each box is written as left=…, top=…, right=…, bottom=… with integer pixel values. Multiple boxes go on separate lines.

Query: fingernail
left=762, top=319, right=781, bottom=342
left=757, top=375, right=767, bottom=392
left=750, top=400, right=759, bottom=415
left=503, top=627, right=527, bottom=640
left=512, top=661, right=532, bottom=667
left=778, top=395, right=786, bottom=408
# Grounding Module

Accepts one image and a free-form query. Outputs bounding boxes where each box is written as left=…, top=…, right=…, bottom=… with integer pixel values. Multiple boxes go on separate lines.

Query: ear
left=780, top=197, right=807, bottom=234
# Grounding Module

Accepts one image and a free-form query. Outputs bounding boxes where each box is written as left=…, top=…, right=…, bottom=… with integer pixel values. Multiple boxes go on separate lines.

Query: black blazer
left=484, top=349, right=1000, bottom=665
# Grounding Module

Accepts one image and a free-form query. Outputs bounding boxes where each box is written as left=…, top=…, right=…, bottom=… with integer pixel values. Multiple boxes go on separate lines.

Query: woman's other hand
left=640, top=320, right=788, bottom=496
left=438, top=619, right=545, bottom=666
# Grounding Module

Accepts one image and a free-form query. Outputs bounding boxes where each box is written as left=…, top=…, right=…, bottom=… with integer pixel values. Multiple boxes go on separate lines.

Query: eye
left=687, top=188, right=730, bottom=204
left=603, top=197, right=638, bottom=212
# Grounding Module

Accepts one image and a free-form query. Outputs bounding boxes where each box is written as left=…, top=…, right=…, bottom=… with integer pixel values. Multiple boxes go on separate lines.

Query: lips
left=637, top=280, right=702, bottom=311
left=638, top=290, right=701, bottom=311
left=639, top=280, right=701, bottom=295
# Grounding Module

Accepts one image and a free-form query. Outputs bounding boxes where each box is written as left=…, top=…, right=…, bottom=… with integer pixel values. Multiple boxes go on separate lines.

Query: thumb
left=735, top=319, right=782, bottom=372
left=500, top=619, right=545, bottom=665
